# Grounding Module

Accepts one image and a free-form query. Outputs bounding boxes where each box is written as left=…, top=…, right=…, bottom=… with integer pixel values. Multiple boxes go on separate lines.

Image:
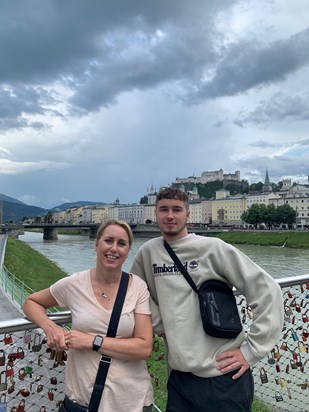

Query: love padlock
left=281, top=341, right=288, bottom=351
left=275, top=391, right=283, bottom=402
left=4, top=333, right=13, bottom=345
left=300, top=360, right=308, bottom=373
left=282, top=328, right=290, bottom=340
left=0, top=350, right=5, bottom=367
left=0, top=371, right=7, bottom=391
left=284, top=306, right=293, bottom=317
left=25, top=362, right=33, bottom=376
left=298, top=342, right=306, bottom=353
left=50, top=377, right=57, bottom=385
left=296, top=354, right=303, bottom=368
left=259, top=367, right=268, bottom=384
left=23, top=330, right=32, bottom=347
left=290, top=359, right=297, bottom=370
left=267, top=354, right=275, bottom=365
left=273, top=345, right=281, bottom=360
left=291, top=328, right=299, bottom=341
left=5, top=365, right=14, bottom=378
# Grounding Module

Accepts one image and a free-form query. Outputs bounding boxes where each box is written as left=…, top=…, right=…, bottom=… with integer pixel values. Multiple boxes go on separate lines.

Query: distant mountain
left=1, top=200, right=47, bottom=223
left=50, top=200, right=106, bottom=212
left=0, top=193, right=107, bottom=223
left=0, top=193, right=25, bottom=205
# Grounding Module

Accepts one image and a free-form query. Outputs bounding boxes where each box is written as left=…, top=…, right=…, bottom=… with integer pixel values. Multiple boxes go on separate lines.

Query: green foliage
left=4, top=236, right=67, bottom=291
left=253, top=398, right=273, bottom=412
left=274, top=204, right=296, bottom=226
left=249, top=182, right=264, bottom=191
left=197, top=180, right=223, bottom=198
left=225, top=183, right=245, bottom=195
left=140, top=195, right=148, bottom=204
left=216, top=231, right=309, bottom=248
left=242, top=203, right=296, bottom=228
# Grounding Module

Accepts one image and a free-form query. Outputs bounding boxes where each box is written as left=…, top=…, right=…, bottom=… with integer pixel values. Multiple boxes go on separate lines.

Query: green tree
left=197, top=181, right=223, bottom=198
left=241, top=204, right=264, bottom=228
left=140, top=196, right=148, bottom=204
left=249, top=182, right=263, bottom=192
left=274, top=204, right=296, bottom=227
left=264, top=204, right=276, bottom=228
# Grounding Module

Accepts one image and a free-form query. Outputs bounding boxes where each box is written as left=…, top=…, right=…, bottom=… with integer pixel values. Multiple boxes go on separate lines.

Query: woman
left=23, top=220, right=153, bottom=412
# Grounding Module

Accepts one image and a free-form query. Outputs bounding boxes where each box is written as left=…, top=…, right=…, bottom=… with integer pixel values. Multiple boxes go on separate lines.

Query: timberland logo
left=189, top=260, right=199, bottom=270
left=153, top=260, right=199, bottom=276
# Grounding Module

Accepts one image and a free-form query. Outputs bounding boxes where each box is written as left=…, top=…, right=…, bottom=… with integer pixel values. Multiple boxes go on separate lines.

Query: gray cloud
left=234, top=92, right=309, bottom=126
left=188, top=28, right=309, bottom=102
left=0, top=1, right=308, bottom=208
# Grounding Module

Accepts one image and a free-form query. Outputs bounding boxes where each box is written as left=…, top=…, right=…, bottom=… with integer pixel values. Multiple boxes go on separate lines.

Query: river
left=19, top=231, right=309, bottom=280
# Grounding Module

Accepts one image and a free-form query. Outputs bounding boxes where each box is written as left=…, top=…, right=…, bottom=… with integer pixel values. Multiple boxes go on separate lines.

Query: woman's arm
left=23, top=289, right=68, bottom=350
left=65, top=313, right=153, bottom=360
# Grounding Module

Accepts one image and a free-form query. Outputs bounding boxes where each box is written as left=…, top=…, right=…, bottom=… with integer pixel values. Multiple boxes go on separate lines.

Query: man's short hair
left=156, top=187, right=189, bottom=208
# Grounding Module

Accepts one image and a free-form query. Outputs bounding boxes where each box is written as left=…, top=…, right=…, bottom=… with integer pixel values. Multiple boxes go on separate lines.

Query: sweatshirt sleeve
left=222, top=243, right=284, bottom=366
left=131, top=249, right=164, bottom=335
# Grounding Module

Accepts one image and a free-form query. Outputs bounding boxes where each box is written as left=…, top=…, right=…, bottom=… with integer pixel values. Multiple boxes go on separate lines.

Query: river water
left=19, top=231, right=309, bottom=280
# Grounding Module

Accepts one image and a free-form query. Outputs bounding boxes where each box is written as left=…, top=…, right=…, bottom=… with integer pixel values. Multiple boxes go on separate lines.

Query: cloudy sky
left=0, top=0, right=308, bottom=209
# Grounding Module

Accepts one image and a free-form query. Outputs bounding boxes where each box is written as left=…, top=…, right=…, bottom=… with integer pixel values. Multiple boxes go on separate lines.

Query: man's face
left=156, top=198, right=189, bottom=241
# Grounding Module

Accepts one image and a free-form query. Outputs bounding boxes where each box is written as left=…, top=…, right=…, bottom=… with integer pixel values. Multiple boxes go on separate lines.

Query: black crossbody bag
left=164, top=240, right=242, bottom=339
left=59, top=271, right=129, bottom=412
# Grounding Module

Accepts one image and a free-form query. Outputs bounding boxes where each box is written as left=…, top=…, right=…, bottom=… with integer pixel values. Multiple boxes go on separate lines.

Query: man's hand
left=216, top=348, right=249, bottom=379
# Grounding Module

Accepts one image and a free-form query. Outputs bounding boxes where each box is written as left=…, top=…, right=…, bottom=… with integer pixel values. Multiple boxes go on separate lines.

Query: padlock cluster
left=252, top=282, right=309, bottom=411
left=0, top=329, right=67, bottom=411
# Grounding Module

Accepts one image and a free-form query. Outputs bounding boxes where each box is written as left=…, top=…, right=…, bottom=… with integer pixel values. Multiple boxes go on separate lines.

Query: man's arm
left=131, top=251, right=164, bottom=335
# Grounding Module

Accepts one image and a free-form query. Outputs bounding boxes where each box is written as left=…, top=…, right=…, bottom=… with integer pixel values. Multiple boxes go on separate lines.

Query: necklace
left=102, top=292, right=110, bottom=300
left=101, top=281, right=118, bottom=301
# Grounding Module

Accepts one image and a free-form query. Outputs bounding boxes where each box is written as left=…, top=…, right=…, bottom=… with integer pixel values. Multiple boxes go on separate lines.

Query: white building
left=118, top=204, right=144, bottom=224
left=246, top=192, right=280, bottom=208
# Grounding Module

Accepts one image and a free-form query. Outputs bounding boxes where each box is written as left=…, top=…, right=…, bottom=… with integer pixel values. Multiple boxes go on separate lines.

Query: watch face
left=93, top=335, right=103, bottom=349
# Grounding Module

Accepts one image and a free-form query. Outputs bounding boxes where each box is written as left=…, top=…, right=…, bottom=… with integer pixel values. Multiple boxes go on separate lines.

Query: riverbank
left=25, top=228, right=309, bottom=248
left=216, top=230, right=309, bottom=248
left=4, top=236, right=66, bottom=291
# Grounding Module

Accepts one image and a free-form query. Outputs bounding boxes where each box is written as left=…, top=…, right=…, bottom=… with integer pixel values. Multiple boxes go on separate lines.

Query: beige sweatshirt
left=131, top=234, right=284, bottom=378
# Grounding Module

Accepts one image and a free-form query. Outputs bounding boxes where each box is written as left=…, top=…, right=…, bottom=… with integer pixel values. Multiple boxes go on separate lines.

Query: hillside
left=50, top=200, right=106, bottom=212
left=0, top=193, right=107, bottom=223
left=1, top=200, right=46, bottom=223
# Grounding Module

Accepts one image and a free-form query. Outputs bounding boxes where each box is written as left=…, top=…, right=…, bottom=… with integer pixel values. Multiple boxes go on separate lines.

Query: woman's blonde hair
left=95, top=219, right=133, bottom=248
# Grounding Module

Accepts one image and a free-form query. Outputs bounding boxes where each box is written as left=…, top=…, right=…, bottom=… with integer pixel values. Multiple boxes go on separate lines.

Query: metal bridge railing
left=1, top=274, right=309, bottom=411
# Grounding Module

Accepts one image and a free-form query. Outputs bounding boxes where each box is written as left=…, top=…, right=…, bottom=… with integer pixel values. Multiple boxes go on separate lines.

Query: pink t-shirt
left=50, top=270, right=153, bottom=411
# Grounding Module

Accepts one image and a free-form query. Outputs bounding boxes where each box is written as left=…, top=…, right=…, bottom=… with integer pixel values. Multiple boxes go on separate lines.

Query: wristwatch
left=92, top=335, right=104, bottom=351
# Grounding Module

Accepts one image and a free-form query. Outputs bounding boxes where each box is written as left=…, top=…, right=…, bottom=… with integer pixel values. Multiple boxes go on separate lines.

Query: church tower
left=262, top=169, right=272, bottom=193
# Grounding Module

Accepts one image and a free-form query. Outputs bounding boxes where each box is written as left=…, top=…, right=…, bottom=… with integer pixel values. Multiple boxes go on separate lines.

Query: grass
left=216, top=230, right=309, bottom=248
left=4, top=236, right=66, bottom=291
left=4, top=235, right=275, bottom=411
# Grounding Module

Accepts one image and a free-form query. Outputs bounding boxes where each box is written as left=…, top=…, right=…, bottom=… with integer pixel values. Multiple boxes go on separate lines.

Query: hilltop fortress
left=175, top=168, right=240, bottom=184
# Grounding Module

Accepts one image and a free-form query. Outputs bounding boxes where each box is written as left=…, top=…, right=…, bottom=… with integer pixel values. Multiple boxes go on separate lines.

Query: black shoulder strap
left=163, top=239, right=198, bottom=294
left=88, top=271, right=129, bottom=412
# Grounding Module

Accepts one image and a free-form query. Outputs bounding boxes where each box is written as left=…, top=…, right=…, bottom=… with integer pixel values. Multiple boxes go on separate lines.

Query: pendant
left=102, top=292, right=110, bottom=300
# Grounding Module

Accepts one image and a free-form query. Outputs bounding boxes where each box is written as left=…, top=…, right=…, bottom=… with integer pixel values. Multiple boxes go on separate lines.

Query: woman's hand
left=63, top=330, right=93, bottom=351
left=43, top=322, right=68, bottom=351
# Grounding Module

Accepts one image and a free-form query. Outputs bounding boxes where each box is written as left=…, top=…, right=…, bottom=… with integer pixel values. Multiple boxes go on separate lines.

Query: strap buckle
left=100, top=355, right=112, bottom=364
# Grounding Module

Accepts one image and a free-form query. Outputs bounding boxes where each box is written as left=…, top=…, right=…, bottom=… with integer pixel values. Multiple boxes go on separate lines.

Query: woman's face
left=96, top=224, right=130, bottom=271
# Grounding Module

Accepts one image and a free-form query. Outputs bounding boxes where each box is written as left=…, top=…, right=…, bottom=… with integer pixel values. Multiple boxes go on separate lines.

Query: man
left=131, top=187, right=284, bottom=412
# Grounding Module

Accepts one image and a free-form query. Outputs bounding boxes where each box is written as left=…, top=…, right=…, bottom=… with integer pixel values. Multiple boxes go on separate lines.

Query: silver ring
left=65, top=339, right=69, bottom=345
